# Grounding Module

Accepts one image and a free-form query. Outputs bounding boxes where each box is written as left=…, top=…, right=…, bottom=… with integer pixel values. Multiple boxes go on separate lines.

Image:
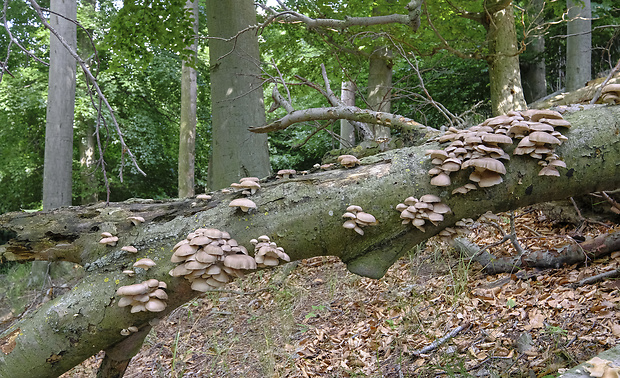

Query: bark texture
left=206, top=0, right=271, bottom=190
left=367, top=46, right=393, bottom=143
left=178, top=0, right=199, bottom=198
left=340, top=80, right=356, bottom=148
left=486, top=4, right=527, bottom=115
left=42, top=0, right=77, bottom=209
left=1, top=106, right=620, bottom=377
left=566, top=0, right=592, bottom=91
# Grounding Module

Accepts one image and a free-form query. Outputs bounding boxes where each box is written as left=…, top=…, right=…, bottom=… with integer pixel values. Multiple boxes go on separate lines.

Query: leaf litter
left=64, top=209, right=620, bottom=377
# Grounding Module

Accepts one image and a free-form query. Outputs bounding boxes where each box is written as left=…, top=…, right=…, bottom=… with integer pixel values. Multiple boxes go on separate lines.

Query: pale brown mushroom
left=229, top=198, right=257, bottom=212
left=133, top=258, right=156, bottom=270
left=337, top=155, right=361, bottom=168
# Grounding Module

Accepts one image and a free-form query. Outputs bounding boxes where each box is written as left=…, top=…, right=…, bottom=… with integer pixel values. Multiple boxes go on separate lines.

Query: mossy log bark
left=0, top=106, right=620, bottom=377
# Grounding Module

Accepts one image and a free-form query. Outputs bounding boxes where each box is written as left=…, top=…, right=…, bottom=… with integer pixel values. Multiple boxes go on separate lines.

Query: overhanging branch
left=250, top=105, right=434, bottom=134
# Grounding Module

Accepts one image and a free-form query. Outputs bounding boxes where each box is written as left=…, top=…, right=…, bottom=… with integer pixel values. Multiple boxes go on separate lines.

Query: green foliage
left=103, top=0, right=196, bottom=69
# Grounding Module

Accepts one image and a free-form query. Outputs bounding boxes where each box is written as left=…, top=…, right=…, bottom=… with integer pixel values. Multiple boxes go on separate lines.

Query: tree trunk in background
left=42, top=0, right=77, bottom=209
left=339, top=80, right=356, bottom=148
left=206, top=0, right=271, bottom=190
left=566, top=0, right=591, bottom=91
left=486, top=4, right=527, bottom=115
left=78, top=0, right=97, bottom=205
left=367, top=46, right=392, bottom=145
left=33, top=0, right=77, bottom=289
left=521, top=0, right=546, bottom=104
left=178, top=0, right=199, bottom=198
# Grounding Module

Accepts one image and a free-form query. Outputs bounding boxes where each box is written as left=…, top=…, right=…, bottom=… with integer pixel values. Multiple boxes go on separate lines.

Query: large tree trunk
left=42, top=0, right=77, bottom=210
left=178, top=0, right=199, bottom=198
left=1, top=106, right=620, bottom=377
left=486, top=3, right=527, bottom=115
left=339, top=80, right=356, bottom=148
left=206, top=0, right=271, bottom=190
left=33, top=0, right=78, bottom=290
left=367, top=46, right=392, bottom=144
left=521, top=0, right=547, bottom=104
left=566, top=0, right=592, bottom=91
left=77, top=0, right=97, bottom=205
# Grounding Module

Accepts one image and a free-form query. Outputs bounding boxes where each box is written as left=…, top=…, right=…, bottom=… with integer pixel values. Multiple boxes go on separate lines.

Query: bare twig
left=411, top=323, right=469, bottom=356
left=571, top=267, right=620, bottom=288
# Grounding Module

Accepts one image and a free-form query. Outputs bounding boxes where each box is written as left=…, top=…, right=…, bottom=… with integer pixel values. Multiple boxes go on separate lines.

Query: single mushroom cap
left=224, top=254, right=258, bottom=270
left=229, top=198, right=257, bottom=212
left=133, top=258, right=156, bottom=270
left=337, top=155, right=361, bottom=168
left=127, top=216, right=145, bottom=225
left=121, top=246, right=138, bottom=253
left=277, top=169, right=296, bottom=178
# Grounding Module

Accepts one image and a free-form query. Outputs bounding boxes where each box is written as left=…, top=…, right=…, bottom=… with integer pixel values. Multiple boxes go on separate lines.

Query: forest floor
left=59, top=207, right=620, bottom=377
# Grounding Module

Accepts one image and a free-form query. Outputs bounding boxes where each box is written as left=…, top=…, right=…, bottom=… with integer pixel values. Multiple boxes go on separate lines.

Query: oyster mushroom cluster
left=597, top=84, right=620, bottom=104
left=116, top=279, right=168, bottom=313
left=170, top=228, right=257, bottom=292
left=230, top=177, right=261, bottom=195
left=341, top=205, right=378, bottom=235
left=428, top=109, right=570, bottom=193
left=396, top=194, right=451, bottom=232
left=99, top=232, right=118, bottom=246
left=250, top=235, right=290, bottom=267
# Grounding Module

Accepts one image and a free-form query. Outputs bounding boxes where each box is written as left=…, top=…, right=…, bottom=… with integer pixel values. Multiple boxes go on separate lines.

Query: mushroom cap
left=277, top=169, right=296, bottom=177
left=420, top=194, right=441, bottom=203
left=539, top=166, right=560, bottom=176
left=343, top=220, right=357, bottom=229
left=355, top=212, right=377, bottom=225
left=133, top=258, right=156, bottom=270
left=229, top=198, right=257, bottom=212
left=337, top=155, right=361, bottom=167
left=224, top=254, right=258, bottom=270
left=145, top=298, right=166, bottom=312
left=127, top=216, right=145, bottom=225
left=116, top=282, right=149, bottom=296
left=430, top=172, right=451, bottom=186
left=529, top=132, right=561, bottom=145
left=481, top=133, right=512, bottom=144
left=196, top=194, right=212, bottom=200
left=346, top=205, right=363, bottom=213
left=100, top=236, right=118, bottom=246
left=240, top=176, right=260, bottom=183
left=121, top=246, right=138, bottom=253
left=478, top=171, right=504, bottom=187
left=466, top=158, right=506, bottom=174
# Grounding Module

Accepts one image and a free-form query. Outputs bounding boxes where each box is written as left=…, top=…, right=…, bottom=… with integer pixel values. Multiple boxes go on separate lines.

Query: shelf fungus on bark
left=396, top=195, right=452, bottom=232
left=169, top=228, right=255, bottom=292
left=429, top=109, right=570, bottom=194
left=341, top=205, right=378, bottom=236
left=196, top=193, right=212, bottom=201
left=250, top=235, right=290, bottom=267
left=116, top=279, right=168, bottom=314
